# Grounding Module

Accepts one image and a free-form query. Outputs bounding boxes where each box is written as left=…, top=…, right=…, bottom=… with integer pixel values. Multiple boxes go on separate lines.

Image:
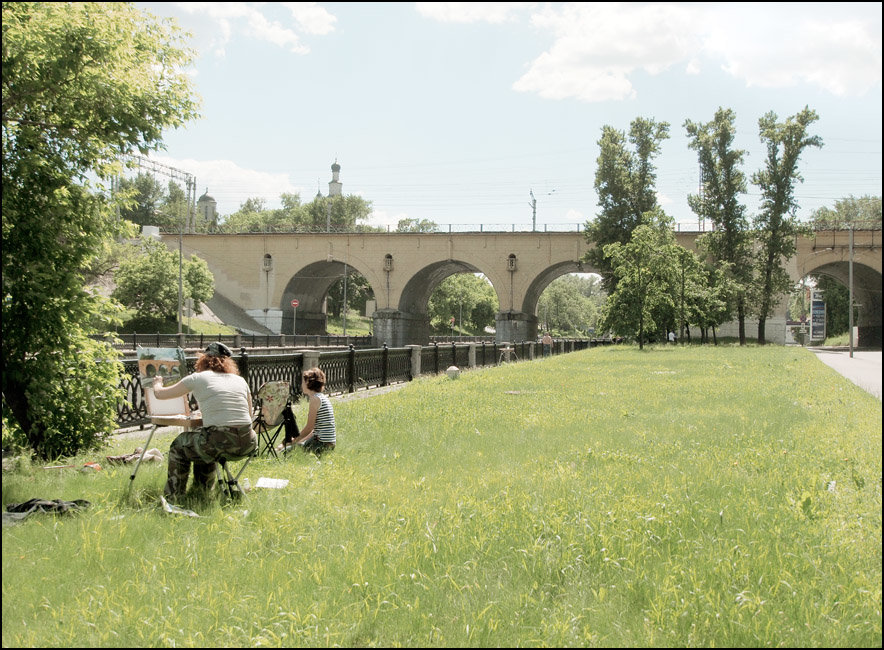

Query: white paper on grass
left=255, top=477, right=289, bottom=489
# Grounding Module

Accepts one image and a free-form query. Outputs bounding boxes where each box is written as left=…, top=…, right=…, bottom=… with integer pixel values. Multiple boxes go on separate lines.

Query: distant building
left=328, top=160, right=342, bottom=197
left=196, top=189, right=217, bottom=231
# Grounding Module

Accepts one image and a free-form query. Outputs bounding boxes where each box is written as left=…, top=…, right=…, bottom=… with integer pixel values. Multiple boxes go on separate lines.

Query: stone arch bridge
left=161, top=229, right=882, bottom=347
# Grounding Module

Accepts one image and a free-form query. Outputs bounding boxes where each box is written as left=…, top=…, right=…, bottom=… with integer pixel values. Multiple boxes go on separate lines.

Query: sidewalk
left=808, top=348, right=881, bottom=400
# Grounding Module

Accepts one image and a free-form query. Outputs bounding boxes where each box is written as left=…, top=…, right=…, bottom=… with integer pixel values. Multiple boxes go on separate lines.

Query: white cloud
left=514, top=3, right=700, bottom=102
left=565, top=208, right=585, bottom=222
left=149, top=155, right=302, bottom=216
left=366, top=209, right=408, bottom=231
left=415, top=2, right=529, bottom=24
left=175, top=1, right=337, bottom=56
left=702, top=6, right=882, bottom=96
left=282, top=2, right=337, bottom=35
left=511, top=2, right=881, bottom=102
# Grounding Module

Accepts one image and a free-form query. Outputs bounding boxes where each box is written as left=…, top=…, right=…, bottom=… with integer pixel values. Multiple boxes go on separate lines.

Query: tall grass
left=2, top=345, right=881, bottom=647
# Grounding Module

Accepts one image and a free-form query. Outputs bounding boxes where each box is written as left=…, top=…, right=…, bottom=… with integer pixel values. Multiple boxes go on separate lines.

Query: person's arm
left=152, top=376, right=190, bottom=400
left=294, top=394, right=319, bottom=444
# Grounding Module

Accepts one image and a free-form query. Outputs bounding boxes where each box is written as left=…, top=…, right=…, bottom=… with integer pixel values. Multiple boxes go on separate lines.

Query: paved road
left=808, top=348, right=881, bottom=400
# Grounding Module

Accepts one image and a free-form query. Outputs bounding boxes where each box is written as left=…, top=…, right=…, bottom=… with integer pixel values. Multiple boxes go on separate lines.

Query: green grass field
left=2, top=345, right=881, bottom=647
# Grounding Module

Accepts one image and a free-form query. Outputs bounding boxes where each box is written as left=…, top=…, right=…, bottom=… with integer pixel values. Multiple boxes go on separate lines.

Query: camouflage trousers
left=164, top=425, right=257, bottom=499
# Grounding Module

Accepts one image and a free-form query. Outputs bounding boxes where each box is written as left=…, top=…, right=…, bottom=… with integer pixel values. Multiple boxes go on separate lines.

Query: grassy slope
left=2, top=345, right=881, bottom=647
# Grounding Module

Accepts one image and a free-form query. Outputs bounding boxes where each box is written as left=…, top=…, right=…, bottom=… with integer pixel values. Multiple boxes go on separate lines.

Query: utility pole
left=123, top=154, right=195, bottom=335
left=529, top=190, right=536, bottom=232
left=529, top=188, right=555, bottom=231
left=849, top=224, right=854, bottom=357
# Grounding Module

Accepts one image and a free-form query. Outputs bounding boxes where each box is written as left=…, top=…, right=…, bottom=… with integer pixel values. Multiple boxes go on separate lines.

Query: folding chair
left=252, top=380, right=291, bottom=459
left=128, top=348, right=199, bottom=494
left=215, top=444, right=257, bottom=501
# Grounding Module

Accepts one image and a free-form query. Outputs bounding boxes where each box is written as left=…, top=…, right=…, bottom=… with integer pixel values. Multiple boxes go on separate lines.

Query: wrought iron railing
left=92, top=332, right=374, bottom=353
left=114, top=338, right=613, bottom=429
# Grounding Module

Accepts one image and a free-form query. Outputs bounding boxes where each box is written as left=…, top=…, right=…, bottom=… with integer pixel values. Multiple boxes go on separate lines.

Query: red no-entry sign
left=291, top=299, right=299, bottom=308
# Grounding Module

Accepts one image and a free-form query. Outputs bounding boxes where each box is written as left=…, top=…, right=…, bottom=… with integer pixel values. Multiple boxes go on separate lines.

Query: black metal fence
left=93, top=332, right=374, bottom=354
left=115, top=338, right=614, bottom=429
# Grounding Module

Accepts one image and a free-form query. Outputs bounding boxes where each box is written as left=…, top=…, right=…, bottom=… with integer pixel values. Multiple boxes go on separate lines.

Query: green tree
left=599, top=209, right=679, bottom=349
left=538, top=275, right=601, bottom=336
left=118, top=172, right=168, bottom=228
left=2, top=2, right=199, bottom=458
left=219, top=193, right=379, bottom=232
left=397, top=218, right=439, bottom=233
left=812, top=275, right=855, bottom=336
left=112, top=237, right=214, bottom=323
left=584, top=117, right=670, bottom=293
left=750, top=107, right=823, bottom=343
left=811, top=195, right=881, bottom=230
left=327, top=270, right=374, bottom=320
left=428, top=274, right=498, bottom=334
left=162, top=180, right=191, bottom=231
left=301, top=194, right=375, bottom=231
left=685, top=107, right=753, bottom=344
left=221, top=197, right=269, bottom=232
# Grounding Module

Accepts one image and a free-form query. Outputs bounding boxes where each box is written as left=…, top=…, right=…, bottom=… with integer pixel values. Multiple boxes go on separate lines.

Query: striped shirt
left=313, top=392, right=336, bottom=444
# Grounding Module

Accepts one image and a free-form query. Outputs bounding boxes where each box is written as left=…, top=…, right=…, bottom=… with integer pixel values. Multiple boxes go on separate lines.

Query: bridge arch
left=279, top=258, right=377, bottom=335
left=796, top=259, right=882, bottom=345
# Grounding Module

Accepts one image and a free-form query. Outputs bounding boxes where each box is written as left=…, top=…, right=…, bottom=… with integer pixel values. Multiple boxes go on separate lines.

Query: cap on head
left=205, top=342, right=232, bottom=358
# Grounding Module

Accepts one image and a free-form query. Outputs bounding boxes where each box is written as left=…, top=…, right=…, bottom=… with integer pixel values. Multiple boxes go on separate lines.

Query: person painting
left=153, top=342, right=257, bottom=500
left=279, top=367, right=336, bottom=456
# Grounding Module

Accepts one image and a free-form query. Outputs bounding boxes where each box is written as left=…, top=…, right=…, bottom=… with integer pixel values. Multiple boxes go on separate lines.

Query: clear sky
left=136, top=2, right=882, bottom=231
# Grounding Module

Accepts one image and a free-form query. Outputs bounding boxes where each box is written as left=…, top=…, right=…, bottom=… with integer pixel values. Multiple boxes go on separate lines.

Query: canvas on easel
left=137, top=346, right=190, bottom=417
left=128, top=347, right=192, bottom=494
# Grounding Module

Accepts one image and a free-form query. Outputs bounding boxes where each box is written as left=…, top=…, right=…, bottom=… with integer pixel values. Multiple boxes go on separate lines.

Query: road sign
left=291, top=299, right=299, bottom=308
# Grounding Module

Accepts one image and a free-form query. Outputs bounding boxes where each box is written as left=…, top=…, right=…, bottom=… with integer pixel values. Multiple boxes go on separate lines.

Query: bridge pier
left=372, top=309, right=430, bottom=347
left=495, top=310, right=538, bottom=345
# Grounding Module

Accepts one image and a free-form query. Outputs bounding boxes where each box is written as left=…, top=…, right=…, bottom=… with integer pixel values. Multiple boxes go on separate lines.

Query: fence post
left=382, top=343, right=389, bottom=386
left=302, top=349, right=320, bottom=370
left=348, top=344, right=356, bottom=393
left=133, top=332, right=138, bottom=352
left=468, top=343, right=476, bottom=368
left=407, top=345, right=421, bottom=379
left=434, top=342, right=440, bottom=375
left=238, top=347, right=249, bottom=385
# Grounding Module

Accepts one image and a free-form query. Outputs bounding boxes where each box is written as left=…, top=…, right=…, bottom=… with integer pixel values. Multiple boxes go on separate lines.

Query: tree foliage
left=810, top=195, right=881, bottom=230
left=397, top=218, right=439, bottom=233
left=1, top=2, right=199, bottom=458
left=112, top=237, right=215, bottom=322
left=750, top=107, right=822, bottom=343
left=428, top=274, right=498, bottom=334
left=537, top=275, right=604, bottom=336
left=327, top=270, right=374, bottom=320
left=599, top=210, right=681, bottom=349
left=685, top=107, right=753, bottom=344
left=584, top=117, right=670, bottom=292
left=219, top=193, right=379, bottom=232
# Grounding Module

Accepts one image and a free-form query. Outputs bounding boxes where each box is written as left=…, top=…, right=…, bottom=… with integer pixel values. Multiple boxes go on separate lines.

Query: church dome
left=331, top=161, right=341, bottom=172
left=198, top=188, right=216, bottom=203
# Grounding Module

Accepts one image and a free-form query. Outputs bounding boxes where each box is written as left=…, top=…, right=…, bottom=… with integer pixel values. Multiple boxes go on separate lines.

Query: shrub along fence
left=115, top=339, right=614, bottom=429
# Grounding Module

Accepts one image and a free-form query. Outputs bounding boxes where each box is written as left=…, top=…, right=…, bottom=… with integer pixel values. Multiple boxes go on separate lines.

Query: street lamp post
left=849, top=225, right=854, bottom=357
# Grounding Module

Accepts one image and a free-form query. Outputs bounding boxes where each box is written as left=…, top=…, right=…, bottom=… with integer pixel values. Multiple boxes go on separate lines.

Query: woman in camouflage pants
left=154, top=343, right=257, bottom=500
